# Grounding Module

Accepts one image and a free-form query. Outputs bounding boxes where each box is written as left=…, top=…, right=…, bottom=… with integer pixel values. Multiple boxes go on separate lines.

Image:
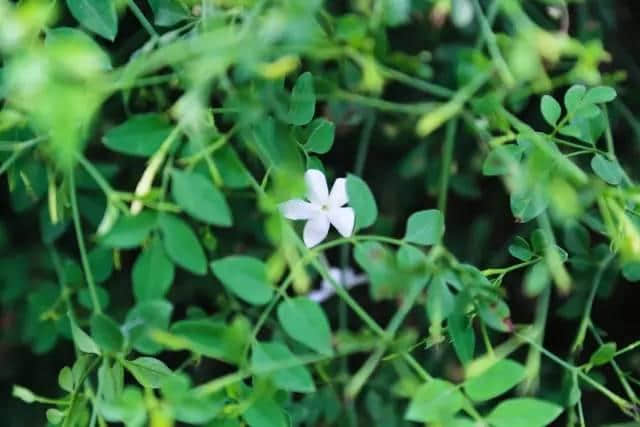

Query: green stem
left=472, top=0, right=515, bottom=87
left=126, top=0, right=159, bottom=39
left=69, top=171, right=101, bottom=314
left=438, top=119, right=457, bottom=216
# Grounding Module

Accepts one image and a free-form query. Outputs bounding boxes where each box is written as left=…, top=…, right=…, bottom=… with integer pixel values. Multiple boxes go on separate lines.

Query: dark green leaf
left=100, top=212, right=157, bottom=249
left=147, top=0, right=189, bottom=26
left=158, top=214, right=207, bottom=275
left=171, top=169, right=232, bottom=226
left=132, top=238, right=175, bottom=301
left=305, top=119, right=335, bottom=154
left=90, top=313, right=124, bottom=353
left=103, top=114, right=172, bottom=157
left=287, top=72, right=315, bottom=125
left=482, top=145, right=524, bottom=176
left=251, top=341, right=315, bottom=393
left=66, top=0, right=118, bottom=40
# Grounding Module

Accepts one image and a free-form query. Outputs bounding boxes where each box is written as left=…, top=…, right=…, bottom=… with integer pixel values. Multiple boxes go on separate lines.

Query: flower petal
left=328, top=207, right=355, bottom=237
left=305, top=169, right=329, bottom=205
left=279, top=199, right=318, bottom=220
left=329, top=177, right=348, bottom=208
left=303, top=214, right=330, bottom=248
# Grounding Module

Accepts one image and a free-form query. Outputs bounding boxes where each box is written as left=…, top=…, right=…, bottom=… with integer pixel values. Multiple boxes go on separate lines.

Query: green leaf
left=524, top=262, right=550, bottom=297
left=170, top=317, right=249, bottom=364
left=243, top=397, right=288, bottom=427
left=69, top=314, right=101, bottom=355
left=124, top=357, right=172, bottom=389
left=66, top=0, right=118, bottom=41
left=58, top=366, right=74, bottom=392
left=46, top=408, right=64, bottom=425
left=12, top=385, right=36, bottom=403
left=251, top=341, right=315, bottom=393
left=622, top=261, right=640, bottom=282
left=591, top=154, right=623, bottom=185
left=132, top=238, right=175, bottom=301
left=287, top=72, right=315, bottom=125
left=347, top=173, right=378, bottom=230
left=405, top=379, right=464, bottom=423
left=103, top=114, right=172, bottom=157
left=564, top=85, right=586, bottom=113
left=583, top=86, right=617, bottom=104
left=589, top=342, right=617, bottom=367
left=403, top=210, right=444, bottom=245
left=90, top=313, right=124, bottom=353
left=464, top=359, right=525, bottom=401
left=171, top=169, right=232, bottom=226
left=126, top=300, right=173, bottom=355
left=508, top=236, right=534, bottom=261
left=482, top=145, right=523, bottom=176
left=147, top=0, right=189, bottom=26
left=210, top=256, right=273, bottom=305
left=448, top=298, right=475, bottom=365
left=510, top=189, right=548, bottom=223
left=277, top=297, right=333, bottom=356
left=305, top=119, right=335, bottom=154
left=540, top=95, right=562, bottom=127
left=46, top=27, right=112, bottom=72
left=158, top=214, right=207, bottom=275
left=477, top=298, right=512, bottom=332
left=100, top=212, right=157, bottom=249
left=487, top=398, right=563, bottom=427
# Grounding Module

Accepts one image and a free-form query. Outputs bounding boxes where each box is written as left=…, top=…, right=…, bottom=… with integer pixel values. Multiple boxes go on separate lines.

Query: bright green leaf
left=287, top=72, right=315, bottom=125
left=100, top=212, right=157, bottom=249
left=405, top=379, right=464, bottom=423
left=147, top=0, right=189, bottom=26
left=464, top=359, right=525, bottom=401
left=210, top=256, right=273, bottom=305
left=171, top=169, right=232, bottom=226
left=583, top=86, right=617, bottom=104
left=487, top=398, right=563, bottom=427
left=347, top=173, right=377, bottom=230
left=305, top=119, right=335, bottom=154
left=589, top=342, right=617, bottom=367
left=124, top=357, right=172, bottom=389
left=591, top=154, right=623, bottom=185
left=540, top=95, right=562, bottom=127
left=132, top=238, right=175, bottom=302
left=277, top=297, right=333, bottom=356
left=404, top=210, right=444, bottom=245
left=58, top=366, right=74, bottom=393
left=251, top=341, right=315, bottom=393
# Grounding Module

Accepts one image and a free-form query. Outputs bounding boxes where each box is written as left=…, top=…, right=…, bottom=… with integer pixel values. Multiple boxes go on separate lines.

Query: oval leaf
left=171, top=169, right=232, bottom=226
left=404, top=209, right=444, bottom=246
left=158, top=214, right=207, bottom=275
left=210, top=256, right=273, bottom=305
left=346, top=173, right=377, bottom=230
left=277, top=297, right=333, bottom=356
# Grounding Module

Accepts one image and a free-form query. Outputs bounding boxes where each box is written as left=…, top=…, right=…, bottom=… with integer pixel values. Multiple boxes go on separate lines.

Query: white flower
left=308, top=267, right=367, bottom=303
left=279, top=169, right=355, bottom=248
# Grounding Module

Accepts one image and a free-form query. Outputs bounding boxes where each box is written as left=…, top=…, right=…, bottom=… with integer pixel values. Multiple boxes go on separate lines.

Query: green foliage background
left=2, top=0, right=640, bottom=426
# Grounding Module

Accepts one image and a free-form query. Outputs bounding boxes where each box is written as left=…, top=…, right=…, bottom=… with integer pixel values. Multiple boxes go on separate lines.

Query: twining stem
left=69, top=171, right=101, bottom=314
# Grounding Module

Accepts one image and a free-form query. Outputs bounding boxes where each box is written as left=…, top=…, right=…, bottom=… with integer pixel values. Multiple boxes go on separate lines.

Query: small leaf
left=46, top=408, right=65, bottom=425
left=448, top=300, right=475, bottom=365
left=132, top=238, right=175, bottom=302
left=487, top=398, right=563, bottom=427
left=591, top=154, right=623, bottom=186
left=464, top=359, right=525, bottom=401
left=126, top=300, right=173, bottom=355
left=508, top=236, right=534, bottom=261
left=524, top=262, right=550, bottom=297
left=405, top=379, right=464, bottom=423
left=210, top=256, right=273, bottom=305
left=403, top=210, right=444, bottom=246
left=540, top=95, right=562, bottom=127
left=103, top=114, right=172, bottom=157
left=12, top=385, right=36, bottom=403
left=243, top=397, right=288, bottom=427
left=124, top=357, right=172, bottom=389
left=564, top=85, right=586, bottom=112
left=158, top=214, right=207, bottom=275
left=277, top=297, right=333, bottom=356
left=482, top=145, right=523, bottom=176
left=622, top=261, right=640, bottom=282
left=305, top=119, right=335, bottom=154
left=251, top=341, right=315, bottom=393
left=91, top=313, right=124, bottom=353
left=147, top=0, right=189, bottom=26
left=510, top=189, right=548, bottom=223
left=171, top=169, right=232, bottom=226
left=58, top=366, right=74, bottom=392
left=477, top=298, right=512, bottom=332
left=287, top=72, right=316, bottom=125
left=69, top=314, right=101, bottom=355
left=589, top=342, right=617, bottom=367
left=347, top=174, right=378, bottom=230
left=66, top=0, right=118, bottom=41
left=583, top=86, right=617, bottom=104
left=100, top=212, right=157, bottom=249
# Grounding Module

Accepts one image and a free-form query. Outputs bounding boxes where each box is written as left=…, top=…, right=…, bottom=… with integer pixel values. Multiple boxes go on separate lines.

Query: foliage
left=1, top=0, right=640, bottom=426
